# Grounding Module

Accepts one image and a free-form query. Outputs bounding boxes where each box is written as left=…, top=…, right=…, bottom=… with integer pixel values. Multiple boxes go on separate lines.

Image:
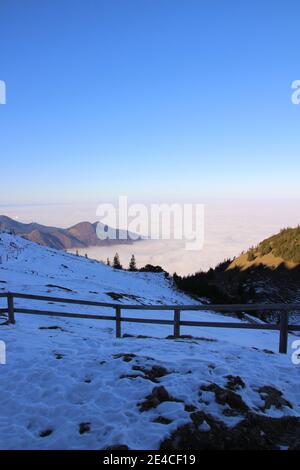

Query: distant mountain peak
left=0, top=215, right=139, bottom=250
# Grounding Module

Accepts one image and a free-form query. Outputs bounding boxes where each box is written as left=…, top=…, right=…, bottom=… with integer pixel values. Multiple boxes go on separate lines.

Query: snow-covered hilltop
left=0, top=233, right=299, bottom=450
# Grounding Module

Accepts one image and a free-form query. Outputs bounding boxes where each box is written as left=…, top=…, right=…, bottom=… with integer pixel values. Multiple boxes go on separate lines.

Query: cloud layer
left=2, top=199, right=299, bottom=275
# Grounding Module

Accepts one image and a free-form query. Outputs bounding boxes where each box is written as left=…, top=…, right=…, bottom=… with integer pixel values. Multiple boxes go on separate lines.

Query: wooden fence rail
left=1, top=292, right=300, bottom=354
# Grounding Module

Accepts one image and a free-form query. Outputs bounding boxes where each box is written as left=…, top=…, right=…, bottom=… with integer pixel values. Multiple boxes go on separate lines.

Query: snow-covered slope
left=0, top=233, right=299, bottom=450
left=0, top=232, right=191, bottom=305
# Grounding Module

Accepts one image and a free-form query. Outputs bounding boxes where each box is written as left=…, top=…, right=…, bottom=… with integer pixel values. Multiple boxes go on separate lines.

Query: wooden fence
left=0, top=292, right=300, bottom=354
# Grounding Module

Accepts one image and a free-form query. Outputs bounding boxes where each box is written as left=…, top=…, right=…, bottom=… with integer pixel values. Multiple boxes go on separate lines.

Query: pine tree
left=112, top=253, right=122, bottom=270
left=106, top=258, right=111, bottom=266
left=247, top=248, right=256, bottom=262
left=129, top=254, right=137, bottom=271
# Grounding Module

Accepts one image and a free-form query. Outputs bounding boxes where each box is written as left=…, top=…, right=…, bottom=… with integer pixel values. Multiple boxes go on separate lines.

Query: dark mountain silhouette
left=0, top=215, right=139, bottom=250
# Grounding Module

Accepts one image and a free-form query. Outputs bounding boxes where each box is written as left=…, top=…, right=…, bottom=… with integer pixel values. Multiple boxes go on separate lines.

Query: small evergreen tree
left=113, top=253, right=122, bottom=269
left=129, top=254, right=137, bottom=271
left=247, top=248, right=256, bottom=262
left=106, top=257, right=111, bottom=266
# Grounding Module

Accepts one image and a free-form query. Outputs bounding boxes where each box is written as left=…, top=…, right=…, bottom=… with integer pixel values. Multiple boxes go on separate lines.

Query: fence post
left=173, top=309, right=181, bottom=338
left=7, top=294, right=15, bottom=324
left=116, top=306, right=121, bottom=338
left=279, top=311, right=288, bottom=354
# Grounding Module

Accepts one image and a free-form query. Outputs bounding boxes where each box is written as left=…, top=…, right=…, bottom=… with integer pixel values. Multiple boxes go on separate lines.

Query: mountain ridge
left=228, top=226, right=300, bottom=271
left=0, top=215, right=139, bottom=250
left=174, top=225, right=300, bottom=319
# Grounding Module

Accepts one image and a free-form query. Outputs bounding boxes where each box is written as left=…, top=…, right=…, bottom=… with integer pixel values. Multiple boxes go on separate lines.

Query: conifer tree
left=129, top=254, right=137, bottom=271
left=113, top=252, right=122, bottom=269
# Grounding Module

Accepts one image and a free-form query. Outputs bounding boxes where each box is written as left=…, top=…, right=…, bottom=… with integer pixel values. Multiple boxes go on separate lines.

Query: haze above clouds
left=1, top=199, right=299, bottom=275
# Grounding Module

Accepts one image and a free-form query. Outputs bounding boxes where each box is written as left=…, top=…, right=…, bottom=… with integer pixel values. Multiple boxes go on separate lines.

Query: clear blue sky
left=1, top=0, right=300, bottom=204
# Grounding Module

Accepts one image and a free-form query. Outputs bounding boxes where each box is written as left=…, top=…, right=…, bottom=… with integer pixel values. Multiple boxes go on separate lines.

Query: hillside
left=229, top=226, right=300, bottom=271
left=0, top=233, right=299, bottom=449
left=174, top=226, right=300, bottom=322
left=0, top=215, right=139, bottom=251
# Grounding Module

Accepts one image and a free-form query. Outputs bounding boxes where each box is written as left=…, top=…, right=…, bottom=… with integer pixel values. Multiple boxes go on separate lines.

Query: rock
left=225, top=375, right=246, bottom=391
left=200, top=383, right=249, bottom=413
left=139, top=386, right=179, bottom=412
left=160, top=413, right=300, bottom=450
left=113, top=353, right=136, bottom=362
left=39, top=429, right=53, bottom=438
left=79, top=422, right=91, bottom=434
left=258, top=385, right=293, bottom=410
left=132, top=365, right=169, bottom=382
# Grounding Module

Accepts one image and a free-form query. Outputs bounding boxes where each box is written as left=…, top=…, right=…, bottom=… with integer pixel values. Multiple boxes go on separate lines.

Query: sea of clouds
left=1, top=199, right=299, bottom=275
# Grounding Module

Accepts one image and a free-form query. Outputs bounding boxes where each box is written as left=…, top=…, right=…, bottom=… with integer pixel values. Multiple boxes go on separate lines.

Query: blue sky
left=1, top=0, right=300, bottom=204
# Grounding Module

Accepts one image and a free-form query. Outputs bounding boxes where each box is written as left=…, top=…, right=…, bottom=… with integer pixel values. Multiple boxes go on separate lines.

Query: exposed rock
left=79, top=422, right=90, bottom=434
left=122, top=333, right=151, bottom=339
left=200, top=383, right=249, bottom=414
left=54, top=352, right=64, bottom=359
left=131, top=365, right=169, bottom=382
left=160, top=412, right=300, bottom=450
left=113, top=353, right=136, bottom=362
left=139, top=386, right=180, bottom=412
left=258, top=385, right=293, bottom=411
left=225, top=375, right=246, bottom=391
left=39, top=429, right=53, bottom=438
left=120, top=373, right=145, bottom=381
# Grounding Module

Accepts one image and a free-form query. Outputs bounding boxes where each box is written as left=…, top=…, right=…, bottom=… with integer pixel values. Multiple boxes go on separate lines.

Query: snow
left=0, top=233, right=299, bottom=449
left=198, top=420, right=211, bottom=432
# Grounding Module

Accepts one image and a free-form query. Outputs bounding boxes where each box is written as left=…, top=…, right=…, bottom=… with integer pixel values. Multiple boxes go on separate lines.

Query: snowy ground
left=0, top=233, right=299, bottom=449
